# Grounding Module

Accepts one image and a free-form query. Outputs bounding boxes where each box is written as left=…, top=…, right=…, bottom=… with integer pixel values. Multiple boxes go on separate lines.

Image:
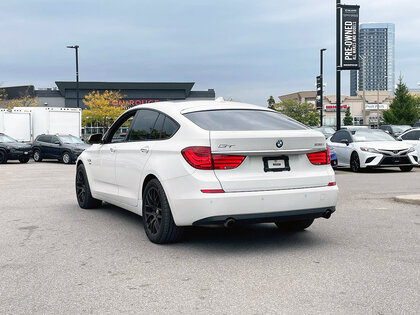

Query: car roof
left=127, top=100, right=272, bottom=117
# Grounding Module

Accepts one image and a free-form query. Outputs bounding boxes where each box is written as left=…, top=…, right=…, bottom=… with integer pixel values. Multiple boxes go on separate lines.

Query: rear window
left=184, top=110, right=306, bottom=131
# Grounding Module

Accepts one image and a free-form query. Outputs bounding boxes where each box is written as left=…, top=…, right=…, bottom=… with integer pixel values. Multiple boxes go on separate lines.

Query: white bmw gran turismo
left=327, top=128, right=418, bottom=172
left=75, top=100, right=338, bottom=244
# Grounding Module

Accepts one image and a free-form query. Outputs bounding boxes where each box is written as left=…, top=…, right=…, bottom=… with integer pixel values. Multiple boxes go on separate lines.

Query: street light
left=319, top=48, right=327, bottom=126
left=67, top=45, right=80, bottom=108
left=359, top=55, right=366, bottom=124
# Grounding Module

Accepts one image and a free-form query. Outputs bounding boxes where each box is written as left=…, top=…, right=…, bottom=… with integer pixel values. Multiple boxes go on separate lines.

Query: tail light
left=181, top=146, right=245, bottom=170
left=307, top=147, right=330, bottom=165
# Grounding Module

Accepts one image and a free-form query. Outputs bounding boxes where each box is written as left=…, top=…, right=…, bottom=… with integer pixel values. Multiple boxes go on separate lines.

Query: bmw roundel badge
left=276, top=140, right=283, bottom=148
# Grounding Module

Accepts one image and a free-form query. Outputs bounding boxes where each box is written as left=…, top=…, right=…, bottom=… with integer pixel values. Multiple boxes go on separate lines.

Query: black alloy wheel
left=0, top=150, right=7, bottom=164
left=19, top=157, right=30, bottom=163
left=62, top=152, right=71, bottom=164
left=350, top=152, right=361, bottom=172
left=142, top=179, right=183, bottom=244
left=33, top=150, right=42, bottom=162
left=400, top=166, right=413, bottom=172
left=75, top=164, right=102, bottom=209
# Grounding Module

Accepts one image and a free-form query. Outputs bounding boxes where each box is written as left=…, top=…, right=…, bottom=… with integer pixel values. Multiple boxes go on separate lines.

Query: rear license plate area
left=263, top=155, right=290, bottom=172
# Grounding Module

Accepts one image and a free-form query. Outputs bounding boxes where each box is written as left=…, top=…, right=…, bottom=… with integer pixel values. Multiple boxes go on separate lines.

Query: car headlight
left=408, top=147, right=415, bottom=153
left=360, top=147, right=379, bottom=153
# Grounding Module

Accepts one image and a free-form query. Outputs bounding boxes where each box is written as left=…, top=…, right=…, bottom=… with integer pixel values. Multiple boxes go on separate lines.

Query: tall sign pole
left=336, top=0, right=341, bottom=130
left=320, top=48, right=326, bottom=126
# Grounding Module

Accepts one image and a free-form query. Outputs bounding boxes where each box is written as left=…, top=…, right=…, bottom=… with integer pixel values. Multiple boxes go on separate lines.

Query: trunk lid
left=210, top=130, right=332, bottom=192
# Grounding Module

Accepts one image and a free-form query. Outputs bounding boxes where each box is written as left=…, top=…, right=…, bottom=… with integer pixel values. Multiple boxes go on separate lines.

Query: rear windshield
left=184, top=110, right=306, bottom=131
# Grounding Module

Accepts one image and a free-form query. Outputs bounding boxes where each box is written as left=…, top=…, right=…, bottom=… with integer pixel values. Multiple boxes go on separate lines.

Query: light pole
left=67, top=45, right=80, bottom=108
left=359, top=55, right=366, bottom=125
left=377, top=75, right=388, bottom=128
left=320, top=48, right=327, bottom=126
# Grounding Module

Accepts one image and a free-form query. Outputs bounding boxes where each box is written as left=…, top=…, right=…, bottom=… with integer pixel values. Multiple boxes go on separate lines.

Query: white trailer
left=17, top=107, right=82, bottom=140
left=0, top=109, right=32, bottom=142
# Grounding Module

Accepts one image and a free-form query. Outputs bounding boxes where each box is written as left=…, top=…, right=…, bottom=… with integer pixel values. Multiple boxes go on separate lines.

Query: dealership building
left=1, top=82, right=215, bottom=108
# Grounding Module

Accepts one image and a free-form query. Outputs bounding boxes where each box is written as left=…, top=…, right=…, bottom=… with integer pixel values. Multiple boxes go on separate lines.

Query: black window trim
left=103, top=110, right=138, bottom=144
left=104, top=109, right=180, bottom=144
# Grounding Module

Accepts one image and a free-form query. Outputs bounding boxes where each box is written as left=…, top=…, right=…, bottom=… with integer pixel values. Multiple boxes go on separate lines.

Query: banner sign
left=365, top=104, right=388, bottom=110
left=316, top=75, right=322, bottom=109
left=324, top=104, right=348, bottom=112
left=341, top=5, right=360, bottom=70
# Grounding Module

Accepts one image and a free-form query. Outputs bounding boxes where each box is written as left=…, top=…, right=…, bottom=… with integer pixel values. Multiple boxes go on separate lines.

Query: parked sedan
left=312, top=126, right=336, bottom=139
left=75, top=100, right=338, bottom=244
left=0, top=133, right=32, bottom=163
left=32, top=134, right=90, bottom=164
left=380, top=125, right=412, bottom=138
left=327, top=129, right=418, bottom=172
left=398, top=128, right=420, bottom=158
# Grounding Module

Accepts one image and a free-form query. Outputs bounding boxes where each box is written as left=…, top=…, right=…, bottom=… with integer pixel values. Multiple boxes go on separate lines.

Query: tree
left=274, top=99, right=319, bottom=126
left=383, top=77, right=419, bottom=125
left=267, top=96, right=276, bottom=109
left=82, top=90, right=125, bottom=127
left=0, top=87, right=37, bottom=108
left=343, top=107, right=353, bottom=125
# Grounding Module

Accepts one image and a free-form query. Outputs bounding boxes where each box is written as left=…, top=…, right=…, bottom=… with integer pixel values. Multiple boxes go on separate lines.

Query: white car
left=327, top=128, right=418, bottom=172
left=398, top=128, right=420, bottom=158
left=75, top=100, right=338, bottom=244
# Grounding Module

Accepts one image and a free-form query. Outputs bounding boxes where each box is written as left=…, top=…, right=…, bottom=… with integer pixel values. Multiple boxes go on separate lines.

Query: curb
left=394, top=195, right=420, bottom=205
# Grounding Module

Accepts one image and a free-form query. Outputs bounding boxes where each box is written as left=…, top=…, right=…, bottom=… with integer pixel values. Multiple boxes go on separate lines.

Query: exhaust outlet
left=323, top=210, right=332, bottom=219
left=224, top=218, right=235, bottom=228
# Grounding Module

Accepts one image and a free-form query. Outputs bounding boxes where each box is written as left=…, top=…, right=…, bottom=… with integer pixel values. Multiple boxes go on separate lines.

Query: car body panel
left=77, top=100, right=338, bottom=226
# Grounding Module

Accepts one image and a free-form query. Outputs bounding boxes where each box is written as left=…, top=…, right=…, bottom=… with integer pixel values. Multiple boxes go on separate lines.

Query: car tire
left=62, top=152, right=72, bottom=164
left=19, top=157, right=30, bottom=163
left=142, top=178, right=184, bottom=244
left=275, top=219, right=314, bottom=231
left=0, top=150, right=7, bottom=164
left=350, top=152, right=361, bottom=172
left=33, top=149, right=42, bottom=162
left=75, top=164, right=102, bottom=209
left=400, top=166, right=413, bottom=172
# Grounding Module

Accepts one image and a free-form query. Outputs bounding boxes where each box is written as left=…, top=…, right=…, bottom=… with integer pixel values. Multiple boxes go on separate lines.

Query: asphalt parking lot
left=1, top=161, right=419, bottom=314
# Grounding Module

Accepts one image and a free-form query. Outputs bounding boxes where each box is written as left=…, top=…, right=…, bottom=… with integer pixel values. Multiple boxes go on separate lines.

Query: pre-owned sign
left=341, top=5, right=360, bottom=70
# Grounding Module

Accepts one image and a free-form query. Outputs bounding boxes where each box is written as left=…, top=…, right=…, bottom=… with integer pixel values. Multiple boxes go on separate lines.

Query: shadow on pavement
left=92, top=202, right=331, bottom=253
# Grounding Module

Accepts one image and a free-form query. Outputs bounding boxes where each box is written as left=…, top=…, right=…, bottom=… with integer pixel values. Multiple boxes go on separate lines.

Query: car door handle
left=110, top=147, right=117, bottom=153
left=140, top=146, right=149, bottom=153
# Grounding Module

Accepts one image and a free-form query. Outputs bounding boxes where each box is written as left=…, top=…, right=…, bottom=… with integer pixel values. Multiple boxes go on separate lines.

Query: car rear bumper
left=164, top=176, right=338, bottom=226
left=193, top=206, right=335, bottom=226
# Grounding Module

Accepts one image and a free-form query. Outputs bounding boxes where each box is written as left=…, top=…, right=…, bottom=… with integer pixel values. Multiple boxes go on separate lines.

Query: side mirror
left=54, top=140, right=61, bottom=145
left=397, top=137, right=402, bottom=141
left=88, top=133, right=103, bottom=144
left=384, top=130, right=390, bottom=134
left=340, top=139, right=349, bottom=146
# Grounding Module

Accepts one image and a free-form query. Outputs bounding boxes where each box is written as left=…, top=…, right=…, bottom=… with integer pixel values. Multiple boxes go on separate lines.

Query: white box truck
left=0, top=108, right=32, bottom=142
left=17, top=107, right=82, bottom=140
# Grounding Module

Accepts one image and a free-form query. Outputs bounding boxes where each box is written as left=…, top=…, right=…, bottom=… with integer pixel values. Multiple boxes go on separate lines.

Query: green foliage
left=383, top=77, right=419, bottom=125
left=275, top=99, right=319, bottom=126
left=267, top=96, right=276, bottom=109
left=343, top=107, right=353, bottom=125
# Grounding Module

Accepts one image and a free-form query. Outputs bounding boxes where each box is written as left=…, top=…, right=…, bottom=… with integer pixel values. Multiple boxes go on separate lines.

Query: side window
left=43, top=135, right=52, bottom=143
left=51, top=136, right=59, bottom=144
left=415, top=131, right=420, bottom=140
left=127, top=110, right=160, bottom=141
left=401, top=131, right=416, bottom=140
left=105, top=111, right=136, bottom=143
left=330, top=132, right=342, bottom=143
left=161, top=116, right=179, bottom=139
left=343, top=132, right=353, bottom=143
left=150, top=114, right=165, bottom=140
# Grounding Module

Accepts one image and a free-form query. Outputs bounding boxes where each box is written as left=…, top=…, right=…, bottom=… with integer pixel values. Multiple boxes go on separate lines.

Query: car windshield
left=0, top=134, right=17, bottom=143
left=184, top=109, right=307, bottom=131
left=58, top=135, right=84, bottom=144
left=391, top=125, right=411, bottom=133
left=352, top=130, right=396, bottom=142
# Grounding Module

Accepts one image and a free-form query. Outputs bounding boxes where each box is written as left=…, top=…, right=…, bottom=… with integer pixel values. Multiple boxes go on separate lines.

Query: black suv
left=379, top=125, right=412, bottom=138
left=0, top=133, right=32, bottom=164
left=32, top=134, right=90, bottom=164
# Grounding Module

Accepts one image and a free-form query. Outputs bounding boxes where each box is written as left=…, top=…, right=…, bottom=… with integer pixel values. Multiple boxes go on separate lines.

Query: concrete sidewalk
left=394, top=194, right=420, bottom=205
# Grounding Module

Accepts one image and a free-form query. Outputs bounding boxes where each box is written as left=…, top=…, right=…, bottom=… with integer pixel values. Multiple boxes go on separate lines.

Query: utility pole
left=360, top=55, right=366, bottom=125
left=67, top=45, right=80, bottom=108
left=336, top=0, right=341, bottom=130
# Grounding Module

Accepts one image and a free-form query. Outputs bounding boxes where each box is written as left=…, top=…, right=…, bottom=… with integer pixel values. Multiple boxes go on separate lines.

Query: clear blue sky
left=1, top=0, right=419, bottom=105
